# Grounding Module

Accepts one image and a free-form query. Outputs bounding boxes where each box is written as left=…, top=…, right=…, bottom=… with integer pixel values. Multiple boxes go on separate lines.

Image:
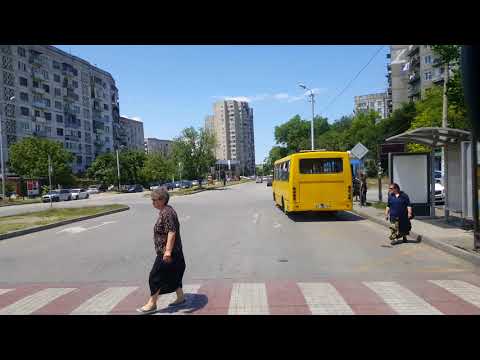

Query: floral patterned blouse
left=153, top=205, right=183, bottom=257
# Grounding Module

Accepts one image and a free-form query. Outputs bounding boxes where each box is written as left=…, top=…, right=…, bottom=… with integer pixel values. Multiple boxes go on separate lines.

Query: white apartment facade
left=0, top=45, right=121, bottom=174
left=119, top=116, right=144, bottom=151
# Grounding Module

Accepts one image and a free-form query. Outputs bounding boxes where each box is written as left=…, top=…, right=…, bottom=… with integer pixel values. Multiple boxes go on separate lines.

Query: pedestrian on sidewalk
left=353, top=174, right=361, bottom=202
left=137, top=188, right=186, bottom=314
left=360, top=172, right=368, bottom=206
left=385, top=183, right=413, bottom=245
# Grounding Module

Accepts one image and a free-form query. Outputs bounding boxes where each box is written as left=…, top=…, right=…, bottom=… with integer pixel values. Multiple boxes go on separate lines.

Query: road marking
left=297, top=283, right=354, bottom=315
left=57, top=221, right=117, bottom=234
left=228, top=283, right=269, bottom=315
left=252, top=213, right=259, bottom=224
left=429, top=280, right=480, bottom=309
left=0, top=288, right=75, bottom=315
left=0, top=289, right=14, bottom=296
left=273, top=222, right=282, bottom=229
left=71, top=287, right=138, bottom=315
left=153, top=284, right=201, bottom=315
left=364, top=281, right=443, bottom=315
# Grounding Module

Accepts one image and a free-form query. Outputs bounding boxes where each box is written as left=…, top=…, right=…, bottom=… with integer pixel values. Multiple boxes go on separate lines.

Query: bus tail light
left=293, top=187, right=297, bottom=201
left=347, top=185, right=352, bottom=200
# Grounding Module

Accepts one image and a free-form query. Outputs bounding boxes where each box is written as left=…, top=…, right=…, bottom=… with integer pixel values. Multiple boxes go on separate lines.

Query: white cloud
left=212, top=89, right=327, bottom=104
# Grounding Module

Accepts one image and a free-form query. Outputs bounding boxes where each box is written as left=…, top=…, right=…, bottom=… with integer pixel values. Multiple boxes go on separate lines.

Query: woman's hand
left=163, top=251, right=172, bottom=263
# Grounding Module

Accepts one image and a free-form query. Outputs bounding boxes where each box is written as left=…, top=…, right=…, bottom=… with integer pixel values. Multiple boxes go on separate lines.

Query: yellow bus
left=272, top=150, right=352, bottom=214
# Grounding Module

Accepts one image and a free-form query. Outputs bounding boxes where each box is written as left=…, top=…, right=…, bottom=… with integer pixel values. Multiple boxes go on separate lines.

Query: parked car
left=266, top=176, right=273, bottom=187
left=180, top=180, right=192, bottom=189
left=435, top=182, right=445, bottom=204
left=191, top=180, right=199, bottom=186
left=434, top=170, right=443, bottom=184
left=42, top=191, right=60, bottom=203
left=149, top=183, right=161, bottom=191
left=87, top=186, right=100, bottom=195
left=128, top=184, right=144, bottom=193
left=58, top=189, right=72, bottom=201
left=160, top=182, right=175, bottom=190
left=256, top=176, right=263, bottom=183
left=71, top=188, right=89, bottom=200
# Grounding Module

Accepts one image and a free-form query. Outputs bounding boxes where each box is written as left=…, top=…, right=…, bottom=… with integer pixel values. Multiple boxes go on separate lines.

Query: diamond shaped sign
left=351, top=142, right=369, bottom=159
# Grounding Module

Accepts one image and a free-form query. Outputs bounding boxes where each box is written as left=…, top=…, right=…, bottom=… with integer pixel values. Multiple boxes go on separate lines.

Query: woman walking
left=385, top=183, right=413, bottom=245
left=360, top=172, right=368, bottom=206
left=137, top=188, right=186, bottom=314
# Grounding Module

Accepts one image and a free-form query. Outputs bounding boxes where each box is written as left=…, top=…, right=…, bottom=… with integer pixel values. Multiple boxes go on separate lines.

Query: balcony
left=32, top=87, right=45, bottom=95
left=407, top=45, right=420, bottom=56
left=65, top=134, right=81, bottom=142
left=29, top=55, right=44, bottom=67
left=408, top=85, right=421, bottom=97
left=411, top=55, right=420, bottom=67
left=432, top=73, right=445, bottom=84
left=33, top=130, right=49, bottom=138
left=33, top=101, right=46, bottom=109
left=408, top=72, right=420, bottom=84
left=34, top=116, right=46, bottom=123
left=31, top=71, right=45, bottom=82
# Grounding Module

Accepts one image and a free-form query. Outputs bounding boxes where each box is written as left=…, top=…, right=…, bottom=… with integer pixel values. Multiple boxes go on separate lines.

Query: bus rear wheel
left=281, top=198, right=289, bottom=215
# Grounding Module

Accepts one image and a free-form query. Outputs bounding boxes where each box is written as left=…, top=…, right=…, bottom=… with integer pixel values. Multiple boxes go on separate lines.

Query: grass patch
left=0, top=198, right=42, bottom=207
left=370, top=201, right=387, bottom=210
left=145, top=179, right=253, bottom=197
left=0, top=204, right=126, bottom=235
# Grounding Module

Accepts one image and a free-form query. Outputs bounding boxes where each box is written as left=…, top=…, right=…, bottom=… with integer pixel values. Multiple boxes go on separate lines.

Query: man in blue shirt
left=385, top=183, right=413, bottom=245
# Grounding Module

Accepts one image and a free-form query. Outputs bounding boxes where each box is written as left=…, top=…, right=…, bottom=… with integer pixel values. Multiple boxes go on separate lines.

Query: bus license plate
left=316, top=203, right=329, bottom=209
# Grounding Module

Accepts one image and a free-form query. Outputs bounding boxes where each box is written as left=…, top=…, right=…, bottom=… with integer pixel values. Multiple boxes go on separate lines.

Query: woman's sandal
left=136, top=306, right=158, bottom=314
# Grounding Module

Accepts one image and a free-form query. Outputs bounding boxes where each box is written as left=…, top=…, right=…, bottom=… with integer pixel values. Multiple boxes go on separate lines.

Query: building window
left=44, top=99, right=51, bottom=107
left=424, top=55, right=432, bottom=64
left=53, top=61, right=60, bottom=70
left=44, top=112, right=52, bottom=121
left=33, top=80, right=39, bottom=88
left=103, top=104, right=109, bottom=111
left=42, top=70, right=49, bottom=80
left=20, top=107, right=30, bottom=116
left=54, top=74, right=61, bottom=83
left=17, top=47, right=26, bottom=57
left=17, top=61, right=27, bottom=72
left=34, top=109, right=41, bottom=117
left=76, top=155, right=82, bottom=165
left=424, top=71, right=432, bottom=81
left=55, top=101, right=62, bottom=110
left=20, top=92, right=29, bottom=102
left=73, top=80, right=78, bottom=88
left=43, top=84, right=50, bottom=93
left=19, top=77, right=28, bottom=87
left=57, top=128, right=64, bottom=136
left=54, top=88, right=61, bottom=97
left=56, top=114, right=63, bottom=123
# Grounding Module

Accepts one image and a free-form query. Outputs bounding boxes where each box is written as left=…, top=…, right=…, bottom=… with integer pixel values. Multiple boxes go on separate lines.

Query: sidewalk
left=352, top=202, right=480, bottom=266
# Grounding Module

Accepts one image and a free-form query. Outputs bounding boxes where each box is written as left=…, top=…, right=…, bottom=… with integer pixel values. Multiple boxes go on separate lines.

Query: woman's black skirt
left=149, top=253, right=186, bottom=296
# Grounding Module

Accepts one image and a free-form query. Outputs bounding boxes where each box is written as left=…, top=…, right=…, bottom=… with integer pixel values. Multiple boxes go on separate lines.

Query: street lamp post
left=0, top=96, right=15, bottom=200
left=299, top=83, right=315, bottom=150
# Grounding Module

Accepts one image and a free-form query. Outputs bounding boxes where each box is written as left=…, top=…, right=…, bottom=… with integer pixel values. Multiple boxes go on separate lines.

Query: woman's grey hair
left=151, top=187, right=170, bottom=204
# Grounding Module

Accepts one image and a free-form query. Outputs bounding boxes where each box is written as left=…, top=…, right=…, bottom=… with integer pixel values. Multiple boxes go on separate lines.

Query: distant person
left=137, top=188, right=186, bottom=314
left=360, top=172, right=368, bottom=206
left=353, top=175, right=361, bottom=202
left=385, top=183, right=413, bottom=245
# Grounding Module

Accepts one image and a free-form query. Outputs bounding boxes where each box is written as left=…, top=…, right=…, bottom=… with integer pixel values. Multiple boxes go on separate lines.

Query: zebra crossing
left=1, top=279, right=480, bottom=315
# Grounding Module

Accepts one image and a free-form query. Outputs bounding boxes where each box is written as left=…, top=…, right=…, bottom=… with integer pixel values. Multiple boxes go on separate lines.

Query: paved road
left=1, top=182, right=479, bottom=314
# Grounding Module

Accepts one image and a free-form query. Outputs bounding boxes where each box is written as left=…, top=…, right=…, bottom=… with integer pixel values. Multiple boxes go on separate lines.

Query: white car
left=191, top=180, right=199, bottom=186
left=71, top=188, right=89, bottom=200
left=87, top=186, right=100, bottom=195
left=435, top=182, right=445, bottom=204
left=58, top=189, right=72, bottom=201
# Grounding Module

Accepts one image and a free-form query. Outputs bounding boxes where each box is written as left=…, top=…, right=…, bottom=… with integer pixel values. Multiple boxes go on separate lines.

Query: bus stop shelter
left=385, top=127, right=472, bottom=220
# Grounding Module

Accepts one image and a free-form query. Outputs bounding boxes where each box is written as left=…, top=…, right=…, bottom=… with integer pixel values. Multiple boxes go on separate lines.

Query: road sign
left=351, top=143, right=369, bottom=160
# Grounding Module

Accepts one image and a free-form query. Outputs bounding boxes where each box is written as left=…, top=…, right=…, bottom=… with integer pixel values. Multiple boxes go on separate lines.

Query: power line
left=322, top=45, right=385, bottom=115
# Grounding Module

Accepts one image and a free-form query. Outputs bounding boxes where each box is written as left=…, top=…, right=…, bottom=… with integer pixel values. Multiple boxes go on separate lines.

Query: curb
left=0, top=206, right=130, bottom=241
left=351, top=208, right=480, bottom=267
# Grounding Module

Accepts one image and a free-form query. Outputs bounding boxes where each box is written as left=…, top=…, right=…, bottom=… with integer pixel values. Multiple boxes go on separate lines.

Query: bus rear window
left=299, top=158, right=343, bottom=174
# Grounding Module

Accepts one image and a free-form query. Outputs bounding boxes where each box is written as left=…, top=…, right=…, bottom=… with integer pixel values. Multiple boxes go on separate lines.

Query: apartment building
left=0, top=45, right=121, bottom=174
left=119, top=116, right=144, bottom=151
left=144, top=137, right=172, bottom=157
left=206, top=100, right=255, bottom=176
left=387, top=45, right=450, bottom=111
left=354, top=92, right=388, bottom=119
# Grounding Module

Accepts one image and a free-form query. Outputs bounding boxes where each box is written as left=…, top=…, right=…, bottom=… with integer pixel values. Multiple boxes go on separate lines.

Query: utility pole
left=48, top=154, right=53, bottom=208
left=299, top=83, right=316, bottom=150
left=442, top=62, right=450, bottom=220
left=0, top=96, right=15, bottom=200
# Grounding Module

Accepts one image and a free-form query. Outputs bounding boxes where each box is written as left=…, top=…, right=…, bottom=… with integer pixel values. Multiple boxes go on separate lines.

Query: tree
left=170, top=127, right=216, bottom=182
left=141, top=153, right=173, bottom=184
left=86, top=153, right=117, bottom=187
left=263, top=146, right=288, bottom=174
left=274, top=115, right=330, bottom=153
left=8, top=137, right=74, bottom=186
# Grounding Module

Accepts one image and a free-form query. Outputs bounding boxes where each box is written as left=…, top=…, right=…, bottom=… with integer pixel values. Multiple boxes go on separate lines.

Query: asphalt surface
left=0, top=182, right=478, bottom=285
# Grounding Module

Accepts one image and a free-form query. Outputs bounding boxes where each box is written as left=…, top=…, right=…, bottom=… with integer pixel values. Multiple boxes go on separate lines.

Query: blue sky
left=56, top=45, right=389, bottom=162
